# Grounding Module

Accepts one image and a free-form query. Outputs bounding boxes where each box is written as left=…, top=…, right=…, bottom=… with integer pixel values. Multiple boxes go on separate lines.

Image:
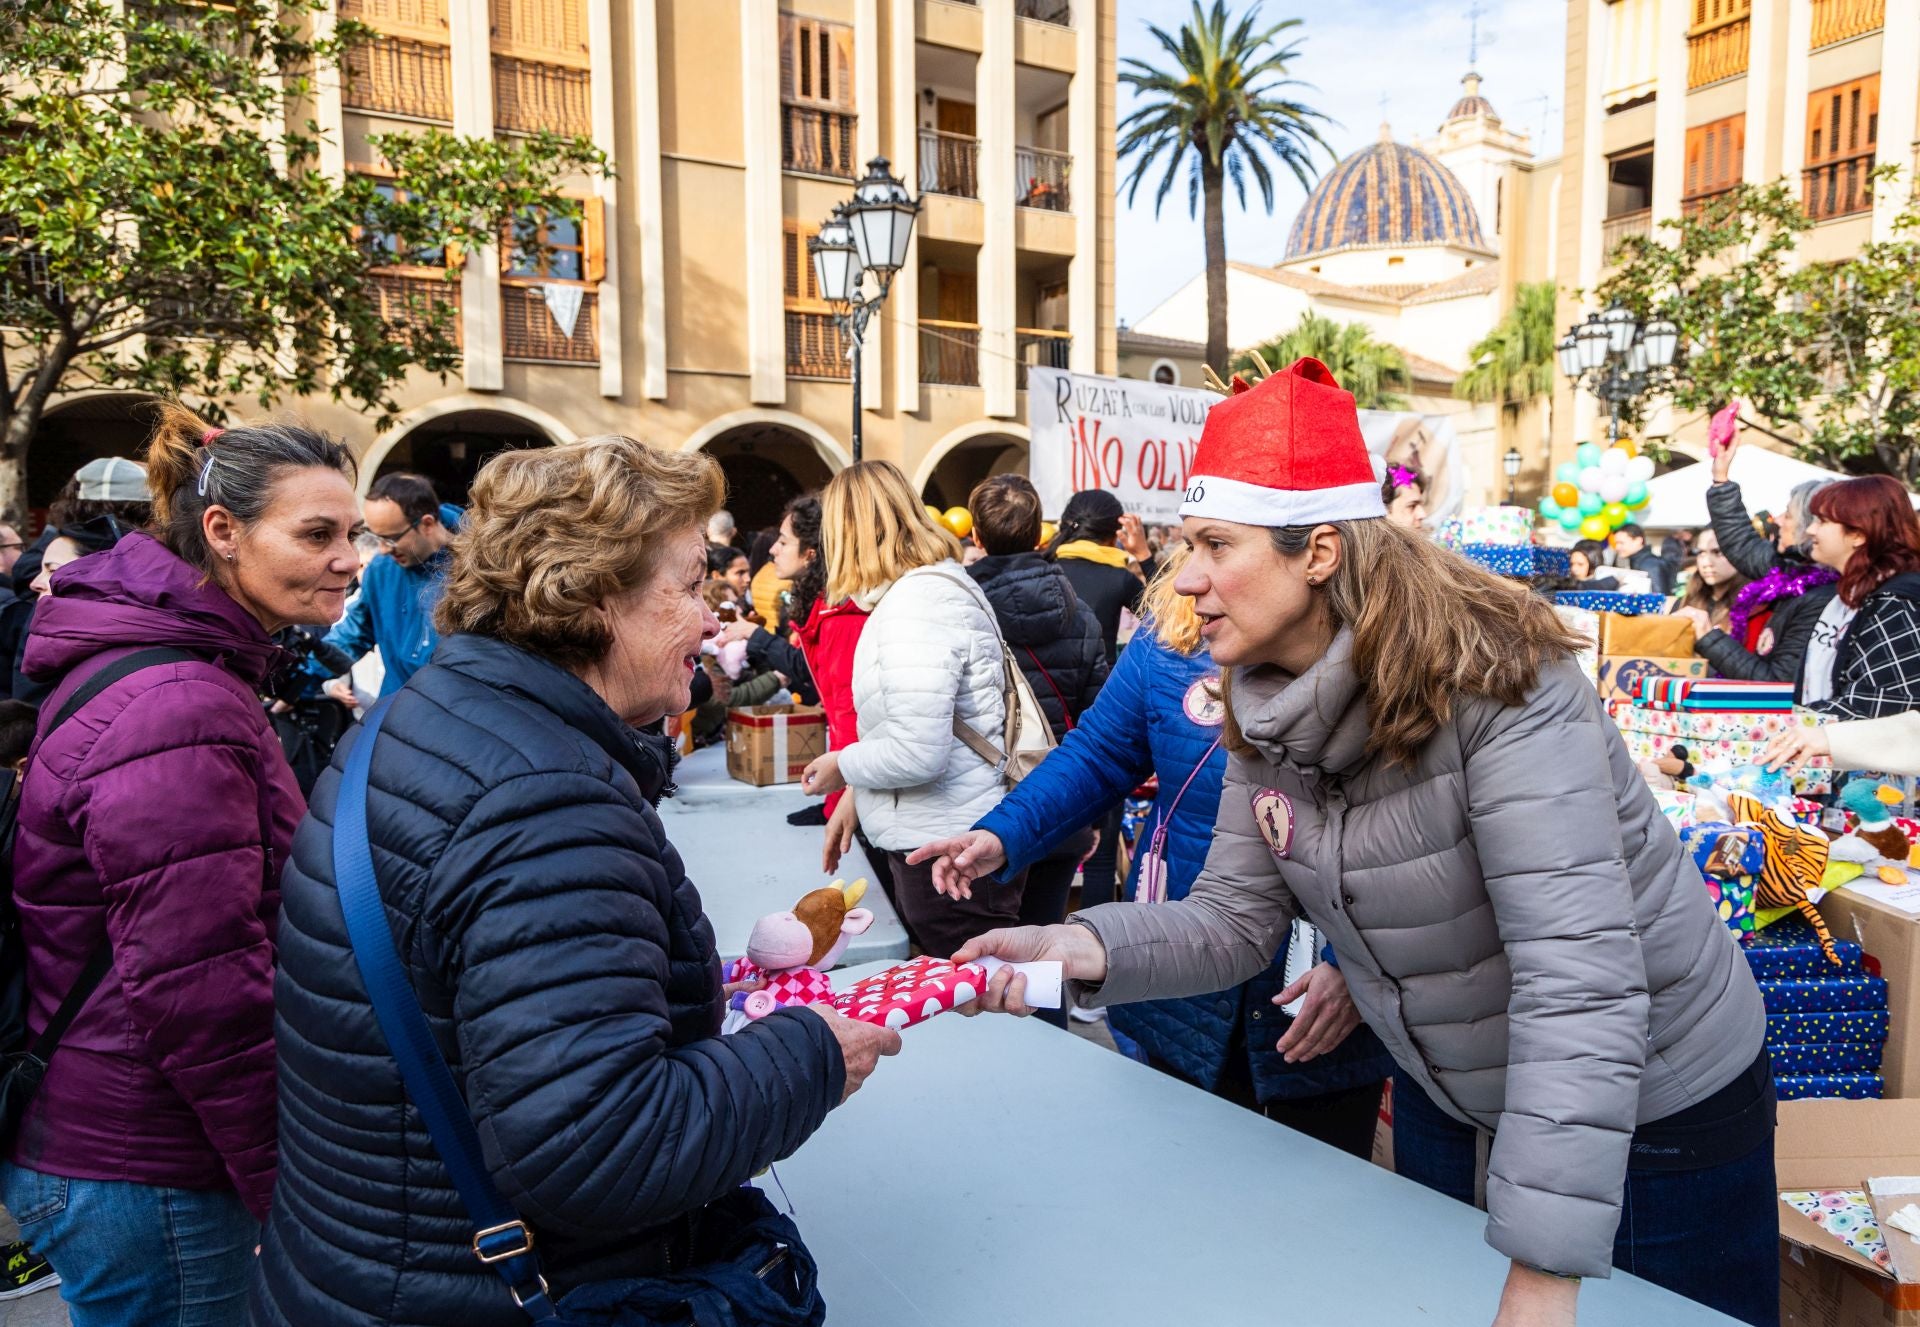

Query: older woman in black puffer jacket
left=253, top=438, right=900, bottom=1327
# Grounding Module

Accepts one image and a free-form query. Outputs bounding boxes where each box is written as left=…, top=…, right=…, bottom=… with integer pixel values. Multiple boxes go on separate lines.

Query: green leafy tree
left=1594, top=177, right=1920, bottom=482
left=0, top=0, right=606, bottom=521
left=1119, top=0, right=1332, bottom=375
left=1455, top=279, right=1558, bottom=412
left=1233, top=310, right=1409, bottom=409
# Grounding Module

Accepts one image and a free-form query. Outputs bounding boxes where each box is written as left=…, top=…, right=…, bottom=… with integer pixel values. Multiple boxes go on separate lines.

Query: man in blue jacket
left=316, top=472, right=462, bottom=698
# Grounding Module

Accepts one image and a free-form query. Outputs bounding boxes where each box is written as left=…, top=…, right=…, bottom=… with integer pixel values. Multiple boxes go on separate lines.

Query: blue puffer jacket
left=252, top=632, right=845, bottom=1326
left=313, top=503, right=464, bottom=698
left=976, top=630, right=1392, bottom=1102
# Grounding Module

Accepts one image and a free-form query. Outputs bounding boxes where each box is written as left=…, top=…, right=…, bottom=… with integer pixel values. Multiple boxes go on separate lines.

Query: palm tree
left=1233, top=312, right=1411, bottom=409
left=1454, top=280, right=1560, bottom=413
left=1119, top=1, right=1332, bottom=374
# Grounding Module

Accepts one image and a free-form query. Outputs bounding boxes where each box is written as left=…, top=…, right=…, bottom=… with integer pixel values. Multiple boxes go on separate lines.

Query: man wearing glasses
left=0, top=524, right=23, bottom=579
left=311, top=472, right=461, bottom=699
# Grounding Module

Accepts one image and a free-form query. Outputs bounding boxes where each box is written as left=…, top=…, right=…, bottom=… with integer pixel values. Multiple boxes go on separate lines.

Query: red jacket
left=795, top=597, right=869, bottom=815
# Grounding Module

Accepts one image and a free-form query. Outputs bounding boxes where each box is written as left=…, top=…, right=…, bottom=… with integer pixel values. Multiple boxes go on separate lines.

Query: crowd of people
left=2, top=362, right=1918, bottom=1327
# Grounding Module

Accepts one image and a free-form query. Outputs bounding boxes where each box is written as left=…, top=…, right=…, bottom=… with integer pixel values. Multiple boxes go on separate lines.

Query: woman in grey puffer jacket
left=917, top=358, right=1775, bottom=1327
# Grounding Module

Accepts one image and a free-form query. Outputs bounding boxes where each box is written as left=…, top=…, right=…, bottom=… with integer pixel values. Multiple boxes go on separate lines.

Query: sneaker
left=0, top=1241, right=59, bottom=1301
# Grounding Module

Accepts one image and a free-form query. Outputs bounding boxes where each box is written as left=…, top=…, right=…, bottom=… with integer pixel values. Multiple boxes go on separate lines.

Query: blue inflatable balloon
left=1558, top=508, right=1583, bottom=532
left=1626, top=482, right=1650, bottom=509
left=1578, top=491, right=1604, bottom=517
left=1576, top=442, right=1603, bottom=470
left=1555, top=462, right=1580, bottom=485
left=1539, top=497, right=1563, bottom=520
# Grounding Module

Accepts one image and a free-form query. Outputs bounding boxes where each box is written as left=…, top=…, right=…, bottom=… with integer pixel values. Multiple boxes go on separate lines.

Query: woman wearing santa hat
left=912, top=358, right=1776, bottom=1327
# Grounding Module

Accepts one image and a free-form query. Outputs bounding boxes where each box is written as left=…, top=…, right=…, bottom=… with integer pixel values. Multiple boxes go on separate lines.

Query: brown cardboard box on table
left=725, top=704, right=827, bottom=787
left=1777, top=1098, right=1920, bottom=1326
left=1821, top=888, right=1920, bottom=1099
left=1594, top=655, right=1709, bottom=703
left=1597, top=612, right=1697, bottom=659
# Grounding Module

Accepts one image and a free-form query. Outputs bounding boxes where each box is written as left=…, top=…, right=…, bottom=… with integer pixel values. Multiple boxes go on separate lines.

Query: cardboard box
left=1822, top=888, right=1920, bottom=1099
left=724, top=704, right=827, bottom=787
left=1595, top=655, right=1709, bottom=703
left=1777, top=1098, right=1920, bottom=1325
left=1599, top=611, right=1696, bottom=658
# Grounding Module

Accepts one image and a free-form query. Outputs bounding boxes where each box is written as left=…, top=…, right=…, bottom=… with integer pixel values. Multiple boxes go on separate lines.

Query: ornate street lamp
left=808, top=157, right=921, bottom=463
left=1503, top=446, right=1523, bottom=505
left=1559, top=303, right=1684, bottom=444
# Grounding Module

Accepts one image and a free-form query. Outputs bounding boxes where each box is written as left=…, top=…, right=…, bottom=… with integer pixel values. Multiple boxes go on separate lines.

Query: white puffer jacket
left=838, top=561, right=1008, bottom=853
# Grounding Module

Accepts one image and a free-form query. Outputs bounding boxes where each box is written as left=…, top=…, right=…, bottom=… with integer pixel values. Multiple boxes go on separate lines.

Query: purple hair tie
left=1389, top=465, right=1418, bottom=490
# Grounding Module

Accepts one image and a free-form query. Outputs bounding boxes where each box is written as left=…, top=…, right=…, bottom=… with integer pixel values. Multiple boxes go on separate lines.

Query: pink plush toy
left=724, top=878, right=874, bottom=1023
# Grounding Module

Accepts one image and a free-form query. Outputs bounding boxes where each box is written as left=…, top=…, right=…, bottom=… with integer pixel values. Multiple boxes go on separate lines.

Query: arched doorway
left=368, top=409, right=559, bottom=504
left=690, top=421, right=838, bottom=540
left=32, top=393, right=158, bottom=528
left=918, top=429, right=1028, bottom=511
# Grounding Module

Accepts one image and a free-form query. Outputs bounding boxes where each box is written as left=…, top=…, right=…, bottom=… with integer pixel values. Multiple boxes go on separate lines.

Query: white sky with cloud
left=1114, top=0, right=1568, bottom=324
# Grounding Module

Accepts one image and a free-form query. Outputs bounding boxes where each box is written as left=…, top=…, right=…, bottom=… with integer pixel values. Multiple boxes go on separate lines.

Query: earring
left=226, top=552, right=234, bottom=561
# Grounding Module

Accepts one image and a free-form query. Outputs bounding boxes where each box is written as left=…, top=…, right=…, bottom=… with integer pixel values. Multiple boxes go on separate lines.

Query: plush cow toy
left=723, top=878, right=874, bottom=1027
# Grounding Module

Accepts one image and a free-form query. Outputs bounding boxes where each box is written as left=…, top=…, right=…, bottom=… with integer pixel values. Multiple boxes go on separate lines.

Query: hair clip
left=196, top=450, right=217, bottom=498
left=1390, top=465, right=1418, bottom=490
left=199, top=428, right=223, bottom=447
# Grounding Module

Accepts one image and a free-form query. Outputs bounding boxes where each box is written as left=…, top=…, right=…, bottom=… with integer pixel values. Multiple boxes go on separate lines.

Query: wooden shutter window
left=783, top=221, right=826, bottom=309
left=1683, top=114, right=1743, bottom=204
left=1807, top=75, right=1879, bottom=167
left=778, top=15, right=853, bottom=109
left=489, top=0, right=588, bottom=66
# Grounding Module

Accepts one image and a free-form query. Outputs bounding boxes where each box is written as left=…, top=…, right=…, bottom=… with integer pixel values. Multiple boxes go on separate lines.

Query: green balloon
left=1578, top=491, right=1604, bottom=516
left=1539, top=497, right=1563, bottom=519
left=1626, top=482, right=1649, bottom=508
left=1558, top=508, right=1583, bottom=531
left=1555, top=463, right=1581, bottom=485
left=1576, top=442, right=1603, bottom=469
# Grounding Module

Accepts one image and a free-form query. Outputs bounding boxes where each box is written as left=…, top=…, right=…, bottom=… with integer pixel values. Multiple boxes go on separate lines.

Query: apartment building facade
left=1550, top=0, right=1918, bottom=464
left=32, top=0, right=1117, bottom=531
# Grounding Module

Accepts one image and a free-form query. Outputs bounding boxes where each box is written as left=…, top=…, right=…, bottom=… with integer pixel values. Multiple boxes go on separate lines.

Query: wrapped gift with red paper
left=830, top=956, right=991, bottom=1029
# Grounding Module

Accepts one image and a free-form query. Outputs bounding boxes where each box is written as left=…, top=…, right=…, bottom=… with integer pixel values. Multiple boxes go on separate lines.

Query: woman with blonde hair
left=915, top=359, right=1776, bottom=1327
left=928, top=544, right=1393, bottom=1144
left=255, top=436, right=898, bottom=1327
left=799, top=459, right=1024, bottom=957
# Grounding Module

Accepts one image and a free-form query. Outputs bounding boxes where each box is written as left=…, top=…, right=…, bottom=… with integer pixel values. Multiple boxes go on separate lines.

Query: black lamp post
left=1502, top=446, right=1522, bottom=504
left=1556, top=304, right=1681, bottom=445
left=808, top=157, right=921, bottom=464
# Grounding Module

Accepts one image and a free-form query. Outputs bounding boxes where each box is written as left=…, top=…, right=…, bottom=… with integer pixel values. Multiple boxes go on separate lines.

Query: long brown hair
left=1222, top=519, right=1584, bottom=766
left=1809, top=475, right=1920, bottom=608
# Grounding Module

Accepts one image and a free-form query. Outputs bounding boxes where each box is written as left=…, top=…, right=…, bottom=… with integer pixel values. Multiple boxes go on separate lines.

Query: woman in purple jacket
left=2, top=406, right=360, bottom=1327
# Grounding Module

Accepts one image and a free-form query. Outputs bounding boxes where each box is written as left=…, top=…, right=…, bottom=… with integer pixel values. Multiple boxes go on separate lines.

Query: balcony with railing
left=1686, top=9, right=1750, bottom=88
left=1016, top=329, right=1070, bottom=388
left=493, top=58, right=591, bottom=136
left=1805, top=154, right=1875, bottom=221
left=920, top=321, right=980, bottom=386
left=343, top=35, right=453, bottom=122
left=502, top=284, right=597, bottom=362
left=786, top=311, right=852, bottom=379
left=369, top=272, right=461, bottom=346
left=782, top=106, right=858, bottom=178
left=918, top=129, right=981, bottom=199
left=1811, top=0, right=1884, bottom=49
left=1014, top=0, right=1071, bottom=24
left=1602, top=208, right=1652, bottom=256
left=1017, top=146, right=1070, bottom=211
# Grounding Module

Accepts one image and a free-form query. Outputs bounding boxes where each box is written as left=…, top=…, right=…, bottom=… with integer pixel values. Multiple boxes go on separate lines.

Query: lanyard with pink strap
left=1134, top=735, right=1223, bottom=905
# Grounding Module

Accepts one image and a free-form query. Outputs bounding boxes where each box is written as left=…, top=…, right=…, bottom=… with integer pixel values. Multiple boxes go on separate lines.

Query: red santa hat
left=1180, top=357, right=1386, bottom=526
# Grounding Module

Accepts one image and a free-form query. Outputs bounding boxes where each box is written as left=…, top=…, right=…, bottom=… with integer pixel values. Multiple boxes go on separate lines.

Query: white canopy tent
left=1638, top=447, right=1919, bottom=529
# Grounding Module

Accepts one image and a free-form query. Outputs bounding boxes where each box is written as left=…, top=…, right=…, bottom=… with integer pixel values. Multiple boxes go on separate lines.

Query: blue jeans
left=1389, top=1070, right=1779, bottom=1327
left=0, top=1164, right=258, bottom=1327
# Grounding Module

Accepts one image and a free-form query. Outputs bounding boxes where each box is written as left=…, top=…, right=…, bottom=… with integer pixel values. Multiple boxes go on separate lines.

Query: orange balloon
left=1552, top=482, right=1580, bottom=509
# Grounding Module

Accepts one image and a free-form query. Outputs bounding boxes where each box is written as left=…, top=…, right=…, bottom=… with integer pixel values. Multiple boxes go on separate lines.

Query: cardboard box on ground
left=725, top=704, right=827, bottom=786
left=1778, top=1098, right=1920, bottom=1326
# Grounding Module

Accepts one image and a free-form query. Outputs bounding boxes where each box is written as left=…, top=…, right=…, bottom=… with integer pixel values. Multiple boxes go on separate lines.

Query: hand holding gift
left=949, top=924, right=1108, bottom=1018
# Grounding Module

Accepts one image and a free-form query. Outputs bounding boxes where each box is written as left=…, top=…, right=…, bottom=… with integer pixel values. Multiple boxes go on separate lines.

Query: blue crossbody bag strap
left=333, top=696, right=561, bottom=1322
